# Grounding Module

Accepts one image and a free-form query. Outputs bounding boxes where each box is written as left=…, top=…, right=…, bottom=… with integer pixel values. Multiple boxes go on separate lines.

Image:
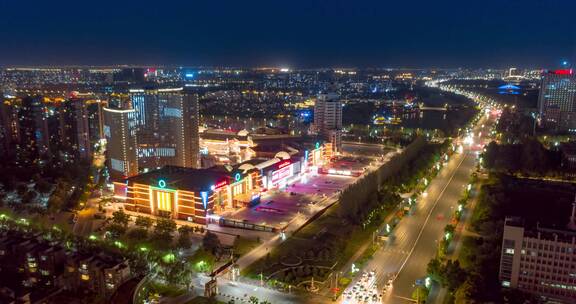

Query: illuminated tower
left=103, top=107, right=138, bottom=179
left=129, top=87, right=199, bottom=171
left=314, top=91, right=342, bottom=152
left=538, top=69, right=576, bottom=132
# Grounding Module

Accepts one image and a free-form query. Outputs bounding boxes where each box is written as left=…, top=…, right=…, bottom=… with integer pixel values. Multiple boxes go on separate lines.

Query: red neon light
left=214, top=180, right=228, bottom=189
left=553, top=69, right=573, bottom=75
left=278, top=160, right=291, bottom=169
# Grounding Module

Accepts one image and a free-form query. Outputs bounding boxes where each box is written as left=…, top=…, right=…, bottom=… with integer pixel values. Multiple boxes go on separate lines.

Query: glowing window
left=505, top=248, right=515, bottom=255
left=233, top=183, right=243, bottom=196
left=156, top=191, right=172, bottom=212
left=81, top=274, right=90, bottom=281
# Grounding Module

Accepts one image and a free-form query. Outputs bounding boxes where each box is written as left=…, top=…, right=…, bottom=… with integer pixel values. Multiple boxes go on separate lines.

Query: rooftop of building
left=200, top=129, right=249, bottom=141
left=494, top=176, right=576, bottom=241
left=505, top=216, right=576, bottom=243
left=127, top=165, right=232, bottom=192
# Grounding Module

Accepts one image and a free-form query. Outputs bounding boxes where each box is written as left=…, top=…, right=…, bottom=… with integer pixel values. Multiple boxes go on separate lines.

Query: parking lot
left=224, top=173, right=356, bottom=229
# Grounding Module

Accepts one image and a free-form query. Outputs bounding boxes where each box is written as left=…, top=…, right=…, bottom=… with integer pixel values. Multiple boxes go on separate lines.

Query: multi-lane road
left=385, top=150, right=477, bottom=303
left=353, top=113, right=495, bottom=304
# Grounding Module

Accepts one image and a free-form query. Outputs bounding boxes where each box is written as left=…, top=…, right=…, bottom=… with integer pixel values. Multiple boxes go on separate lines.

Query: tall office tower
left=18, top=96, right=50, bottom=161
left=314, top=91, right=342, bottom=152
left=538, top=69, right=576, bottom=132
left=129, top=87, right=199, bottom=172
left=103, top=107, right=138, bottom=180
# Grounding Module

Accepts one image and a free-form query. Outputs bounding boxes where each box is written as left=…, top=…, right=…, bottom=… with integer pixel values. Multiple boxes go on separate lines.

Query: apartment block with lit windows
left=0, top=231, right=131, bottom=300
left=538, top=69, right=576, bottom=132
left=104, top=87, right=200, bottom=180
left=314, top=91, right=342, bottom=152
left=500, top=217, right=576, bottom=303
left=64, top=253, right=131, bottom=298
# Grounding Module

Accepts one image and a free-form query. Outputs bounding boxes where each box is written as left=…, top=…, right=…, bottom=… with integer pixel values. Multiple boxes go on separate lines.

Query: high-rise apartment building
left=104, top=87, right=199, bottom=180
left=56, top=98, right=95, bottom=160
left=499, top=212, right=576, bottom=303
left=18, top=96, right=51, bottom=161
left=538, top=69, right=576, bottom=132
left=314, top=91, right=342, bottom=152
left=0, top=94, right=103, bottom=164
left=103, top=107, right=138, bottom=180
left=128, top=87, right=199, bottom=172
left=0, top=96, right=20, bottom=157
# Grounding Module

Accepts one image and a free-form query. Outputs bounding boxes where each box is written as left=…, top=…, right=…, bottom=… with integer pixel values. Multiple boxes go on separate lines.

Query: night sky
left=0, top=0, right=575, bottom=68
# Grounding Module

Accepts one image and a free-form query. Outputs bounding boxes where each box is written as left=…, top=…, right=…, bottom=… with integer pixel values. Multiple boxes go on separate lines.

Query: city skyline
left=2, top=2, right=576, bottom=303
left=0, top=0, right=575, bottom=68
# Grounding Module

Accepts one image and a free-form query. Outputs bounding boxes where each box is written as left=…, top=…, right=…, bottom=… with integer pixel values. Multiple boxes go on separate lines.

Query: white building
left=314, top=91, right=342, bottom=152
left=500, top=209, right=576, bottom=303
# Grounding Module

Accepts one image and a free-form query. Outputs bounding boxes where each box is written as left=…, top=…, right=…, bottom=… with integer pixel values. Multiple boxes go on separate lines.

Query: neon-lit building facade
left=113, top=141, right=332, bottom=225
left=104, top=87, right=199, bottom=181
left=103, top=107, right=138, bottom=180
left=129, top=87, right=200, bottom=171
left=115, top=165, right=261, bottom=225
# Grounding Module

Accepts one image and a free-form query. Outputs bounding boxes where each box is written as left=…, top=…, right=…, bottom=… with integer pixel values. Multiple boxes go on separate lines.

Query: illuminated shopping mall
left=113, top=142, right=332, bottom=225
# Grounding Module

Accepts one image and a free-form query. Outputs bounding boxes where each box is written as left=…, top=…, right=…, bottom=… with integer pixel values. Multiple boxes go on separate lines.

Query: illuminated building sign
left=201, top=191, right=208, bottom=210
left=271, top=164, right=293, bottom=185
left=234, top=173, right=242, bottom=182
left=158, top=179, right=167, bottom=188
left=211, top=180, right=228, bottom=191
left=553, top=69, right=573, bottom=75
left=315, top=142, right=320, bottom=149
left=277, top=160, right=291, bottom=169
